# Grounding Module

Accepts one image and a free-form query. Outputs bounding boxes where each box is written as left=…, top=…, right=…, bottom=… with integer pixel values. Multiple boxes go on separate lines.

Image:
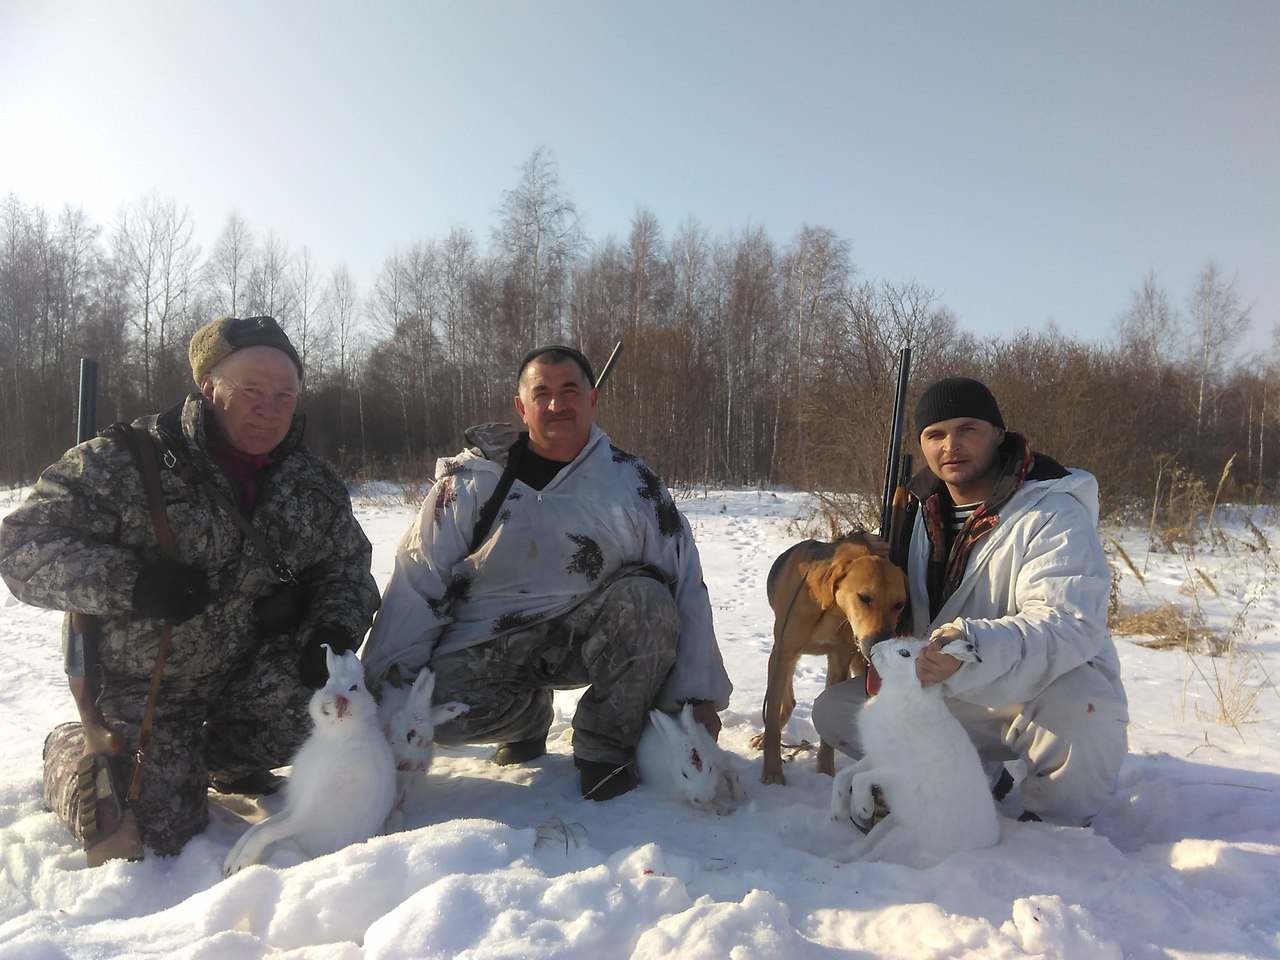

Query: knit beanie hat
left=189, top=315, right=303, bottom=387
left=518, top=344, right=595, bottom=387
left=913, top=377, right=1005, bottom=433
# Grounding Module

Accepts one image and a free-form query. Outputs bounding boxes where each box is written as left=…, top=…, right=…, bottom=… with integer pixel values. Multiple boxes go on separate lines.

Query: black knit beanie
left=517, top=344, right=595, bottom=387
left=914, top=377, right=1005, bottom=433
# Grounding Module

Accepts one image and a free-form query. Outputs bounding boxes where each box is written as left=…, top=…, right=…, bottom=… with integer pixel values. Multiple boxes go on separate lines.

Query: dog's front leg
left=756, top=641, right=799, bottom=785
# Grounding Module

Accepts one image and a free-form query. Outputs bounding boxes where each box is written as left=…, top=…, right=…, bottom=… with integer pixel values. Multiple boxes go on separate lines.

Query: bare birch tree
left=493, top=147, right=582, bottom=350
left=1187, top=260, right=1251, bottom=440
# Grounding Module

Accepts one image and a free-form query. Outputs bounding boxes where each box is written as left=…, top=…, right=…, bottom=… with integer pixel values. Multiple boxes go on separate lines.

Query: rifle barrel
left=879, top=347, right=912, bottom=539
left=595, top=341, right=624, bottom=390
left=77, top=358, right=99, bottom=445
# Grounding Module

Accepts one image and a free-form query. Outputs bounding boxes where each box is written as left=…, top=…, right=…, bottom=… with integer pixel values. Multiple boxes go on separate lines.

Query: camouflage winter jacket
left=362, top=422, right=732, bottom=712
left=0, top=395, right=380, bottom=712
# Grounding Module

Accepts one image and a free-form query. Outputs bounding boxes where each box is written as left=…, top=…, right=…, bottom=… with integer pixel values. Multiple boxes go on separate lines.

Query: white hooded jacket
left=362, top=423, right=731, bottom=711
left=907, top=467, right=1125, bottom=709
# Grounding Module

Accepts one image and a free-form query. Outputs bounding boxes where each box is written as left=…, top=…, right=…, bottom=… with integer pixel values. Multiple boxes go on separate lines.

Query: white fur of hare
left=830, top=636, right=1000, bottom=868
left=223, top=645, right=396, bottom=877
left=636, top=703, right=747, bottom=814
left=377, top=666, right=468, bottom=832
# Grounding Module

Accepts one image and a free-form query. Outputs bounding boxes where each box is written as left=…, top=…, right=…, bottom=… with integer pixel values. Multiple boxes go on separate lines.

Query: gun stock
left=887, top=453, right=913, bottom=568
left=65, top=614, right=124, bottom=756
left=66, top=358, right=144, bottom=863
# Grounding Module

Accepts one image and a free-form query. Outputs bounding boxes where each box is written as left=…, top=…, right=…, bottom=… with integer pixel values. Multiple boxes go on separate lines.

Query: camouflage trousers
left=431, top=573, right=681, bottom=764
left=43, top=631, right=312, bottom=856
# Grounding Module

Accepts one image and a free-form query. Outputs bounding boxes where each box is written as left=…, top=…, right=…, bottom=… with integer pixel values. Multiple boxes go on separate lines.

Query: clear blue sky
left=2, top=0, right=1276, bottom=348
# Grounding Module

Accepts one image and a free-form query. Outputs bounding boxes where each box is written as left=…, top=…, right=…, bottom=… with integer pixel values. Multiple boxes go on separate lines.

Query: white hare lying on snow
left=377, top=665, right=468, bottom=832
left=224, top=645, right=396, bottom=877
left=830, top=635, right=1000, bottom=868
left=636, top=702, right=747, bottom=814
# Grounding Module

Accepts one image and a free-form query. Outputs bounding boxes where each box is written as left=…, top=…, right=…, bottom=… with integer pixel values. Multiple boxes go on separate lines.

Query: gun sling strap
left=469, top=434, right=528, bottom=554
left=124, top=425, right=179, bottom=803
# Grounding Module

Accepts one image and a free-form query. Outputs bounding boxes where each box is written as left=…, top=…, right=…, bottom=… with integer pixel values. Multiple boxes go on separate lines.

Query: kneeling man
left=814, top=376, right=1128, bottom=825
left=363, top=345, right=731, bottom=800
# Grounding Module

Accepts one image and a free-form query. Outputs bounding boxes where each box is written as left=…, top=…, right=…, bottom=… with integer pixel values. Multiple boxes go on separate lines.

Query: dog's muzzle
left=857, top=630, right=897, bottom=663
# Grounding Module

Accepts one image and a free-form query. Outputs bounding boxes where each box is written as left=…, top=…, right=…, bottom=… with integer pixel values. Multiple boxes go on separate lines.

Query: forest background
left=1, top=149, right=1270, bottom=523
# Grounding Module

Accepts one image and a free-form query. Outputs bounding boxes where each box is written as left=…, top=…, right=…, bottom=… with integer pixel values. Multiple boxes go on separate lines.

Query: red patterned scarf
left=922, top=435, right=1033, bottom=619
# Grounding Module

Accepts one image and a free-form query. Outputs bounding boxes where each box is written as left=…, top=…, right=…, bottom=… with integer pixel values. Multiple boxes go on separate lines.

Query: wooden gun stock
left=65, top=610, right=144, bottom=864
left=65, top=614, right=124, bottom=755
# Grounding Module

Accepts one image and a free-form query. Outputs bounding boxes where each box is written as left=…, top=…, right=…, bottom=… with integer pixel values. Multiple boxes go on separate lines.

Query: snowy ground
left=1, top=486, right=1278, bottom=959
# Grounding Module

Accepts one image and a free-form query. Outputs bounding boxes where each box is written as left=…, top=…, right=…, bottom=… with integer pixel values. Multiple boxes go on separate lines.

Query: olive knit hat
left=913, top=376, right=1005, bottom=433
left=189, top=315, right=303, bottom=387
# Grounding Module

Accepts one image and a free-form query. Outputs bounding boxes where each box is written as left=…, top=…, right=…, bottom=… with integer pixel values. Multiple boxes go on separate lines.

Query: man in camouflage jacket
left=363, top=345, right=731, bottom=800
left=0, top=316, right=380, bottom=856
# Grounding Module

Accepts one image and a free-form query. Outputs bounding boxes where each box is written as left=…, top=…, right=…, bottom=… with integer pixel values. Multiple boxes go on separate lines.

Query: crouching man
left=814, top=376, right=1128, bottom=825
left=0, top=316, right=380, bottom=858
left=362, top=345, right=731, bottom=800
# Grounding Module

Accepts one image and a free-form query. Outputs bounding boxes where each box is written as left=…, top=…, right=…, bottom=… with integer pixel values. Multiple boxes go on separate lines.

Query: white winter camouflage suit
left=362, top=422, right=731, bottom=763
left=814, top=442, right=1128, bottom=825
left=0, top=396, right=380, bottom=854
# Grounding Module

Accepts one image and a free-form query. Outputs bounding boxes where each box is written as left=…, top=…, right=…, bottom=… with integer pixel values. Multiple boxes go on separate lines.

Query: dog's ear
left=808, top=558, right=846, bottom=611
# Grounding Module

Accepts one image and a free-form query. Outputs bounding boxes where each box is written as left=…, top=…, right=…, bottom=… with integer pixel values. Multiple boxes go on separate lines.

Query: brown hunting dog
left=751, top=531, right=907, bottom=784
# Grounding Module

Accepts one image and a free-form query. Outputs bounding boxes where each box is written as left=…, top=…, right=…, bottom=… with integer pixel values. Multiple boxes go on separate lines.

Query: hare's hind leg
left=223, top=812, right=298, bottom=877
left=383, top=773, right=414, bottom=833
left=841, top=815, right=904, bottom=863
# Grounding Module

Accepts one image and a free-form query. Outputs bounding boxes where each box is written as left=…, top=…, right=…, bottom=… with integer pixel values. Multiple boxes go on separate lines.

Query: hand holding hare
left=636, top=703, right=746, bottom=815
left=830, top=636, right=999, bottom=868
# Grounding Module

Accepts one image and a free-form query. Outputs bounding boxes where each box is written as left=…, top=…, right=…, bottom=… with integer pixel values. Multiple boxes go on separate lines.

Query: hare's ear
left=677, top=702, right=705, bottom=739
left=331, top=649, right=366, bottom=690
left=410, top=666, right=436, bottom=704
left=649, top=709, right=684, bottom=745
left=323, top=643, right=340, bottom=682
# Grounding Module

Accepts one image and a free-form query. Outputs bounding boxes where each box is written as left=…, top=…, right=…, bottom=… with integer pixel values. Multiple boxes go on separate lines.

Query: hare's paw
left=830, top=767, right=856, bottom=821
left=431, top=701, right=470, bottom=725
left=710, top=768, right=747, bottom=814
left=845, top=770, right=883, bottom=825
left=720, top=767, right=748, bottom=803
left=223, top=839, right=258, bottom=878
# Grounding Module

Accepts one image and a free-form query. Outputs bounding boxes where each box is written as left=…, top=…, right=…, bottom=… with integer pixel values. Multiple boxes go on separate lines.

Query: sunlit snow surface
left=1, top=486, right=1277, bottom=959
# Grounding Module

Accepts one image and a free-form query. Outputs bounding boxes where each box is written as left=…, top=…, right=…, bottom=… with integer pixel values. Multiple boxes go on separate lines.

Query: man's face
left=514, top=358, right=597, bottom=460
left=201, top=346, right=300, bottom=456
left=919, top=417, right=1006, bottom=504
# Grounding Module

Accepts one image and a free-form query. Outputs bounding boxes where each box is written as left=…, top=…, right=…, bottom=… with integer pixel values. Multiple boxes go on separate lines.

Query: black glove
left=131, top=558, right=211, bottom=624
left=299, top=626, right=356, bottom=689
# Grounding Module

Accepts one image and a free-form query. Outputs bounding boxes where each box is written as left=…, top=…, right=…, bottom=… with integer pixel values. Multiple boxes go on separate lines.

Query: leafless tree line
left=2, top=149, right=1271, bottom=519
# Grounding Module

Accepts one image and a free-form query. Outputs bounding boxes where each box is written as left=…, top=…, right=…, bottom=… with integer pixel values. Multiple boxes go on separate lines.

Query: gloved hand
left=299, top=626, right=356, bottom=689
left=132, top=558, right=211, bottom=624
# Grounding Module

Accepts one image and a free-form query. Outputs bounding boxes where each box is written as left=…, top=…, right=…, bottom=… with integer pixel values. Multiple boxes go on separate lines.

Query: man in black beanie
left=814, top=376, right=1128, bottom=826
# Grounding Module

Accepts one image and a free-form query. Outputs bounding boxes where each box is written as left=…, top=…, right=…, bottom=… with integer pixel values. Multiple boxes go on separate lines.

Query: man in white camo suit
left=0, top=316, right=380, bottom=855
left=363, top=345, right=731, bottom=800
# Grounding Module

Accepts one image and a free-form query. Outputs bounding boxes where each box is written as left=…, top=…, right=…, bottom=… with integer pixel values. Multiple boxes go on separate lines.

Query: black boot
left=575, top=757, right=637, bottom=801
left=210, top=770, right=286, bottom=796
left=493, top=737, right=548, bottom=766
